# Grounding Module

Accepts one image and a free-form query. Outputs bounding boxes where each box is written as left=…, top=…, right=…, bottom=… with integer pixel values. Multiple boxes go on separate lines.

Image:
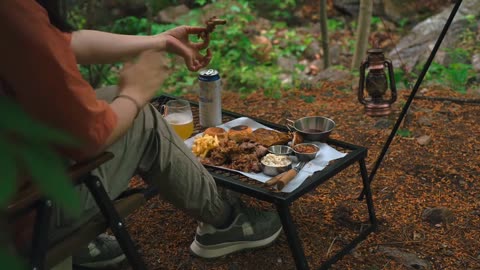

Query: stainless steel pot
left=286, top=116, right=335, bottom=142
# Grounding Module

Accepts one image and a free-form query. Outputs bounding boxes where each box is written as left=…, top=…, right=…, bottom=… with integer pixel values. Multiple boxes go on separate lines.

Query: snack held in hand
left=199, top=16, right=227, bottom=39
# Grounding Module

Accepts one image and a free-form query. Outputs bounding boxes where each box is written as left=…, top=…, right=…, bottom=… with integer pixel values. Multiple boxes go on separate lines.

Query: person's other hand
left=159, top=26, right=212, bottom=71
left=119, top=50, right=171, bottom=105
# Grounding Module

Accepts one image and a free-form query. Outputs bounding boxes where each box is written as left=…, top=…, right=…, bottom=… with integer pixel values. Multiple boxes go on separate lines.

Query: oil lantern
left=358, top=48, right=397, bottom=117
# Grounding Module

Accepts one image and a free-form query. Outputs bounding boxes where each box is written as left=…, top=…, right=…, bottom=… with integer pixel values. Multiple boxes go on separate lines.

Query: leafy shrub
left=0, top=97, right=82, bottom=269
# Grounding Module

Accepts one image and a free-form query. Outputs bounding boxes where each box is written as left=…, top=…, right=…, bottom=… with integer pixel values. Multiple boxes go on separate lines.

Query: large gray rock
left=422, top=207, right=455, bottom=225
left=378, top=246, right=431, bottom=269
left=333, top=0, right=384, bottom=17
left=472, top=54, right=480, bottom=72
left=277, top=56, right=298, bottom=72
left=156, top=4, right=190, bottom=24
left=388, top=0, right=480, bottom=72
left=310, top=67, right=352, bottom=83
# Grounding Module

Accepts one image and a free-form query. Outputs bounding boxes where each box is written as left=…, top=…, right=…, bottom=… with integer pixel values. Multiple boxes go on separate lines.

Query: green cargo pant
left=51, top=86, right=229, bottom=241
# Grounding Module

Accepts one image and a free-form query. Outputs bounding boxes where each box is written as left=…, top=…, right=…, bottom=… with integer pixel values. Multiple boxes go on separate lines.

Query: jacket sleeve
left=0, top=1, right=117, bottom=160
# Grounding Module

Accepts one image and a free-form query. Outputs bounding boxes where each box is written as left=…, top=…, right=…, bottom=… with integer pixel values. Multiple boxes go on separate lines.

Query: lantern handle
left=385, top=59, right=397, bottom=104
left=358, top=60, right=369, bottom=105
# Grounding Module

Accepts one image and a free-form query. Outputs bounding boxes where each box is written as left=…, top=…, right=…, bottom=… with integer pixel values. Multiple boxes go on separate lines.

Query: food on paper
left=250, top=128, right=292, bottom=147
left=192, top=125, right=291, bottom=173
left=261, top=153, right=292, bottom=167
left=204, top=127, right=227, bottom=140
left=293, top=143, right=318, bottom=153
left=227, top=125, right=253, bottom=142
left=202, top=139, right=269, bottom=173
left=192, top=134, right=220, bottom=158
left=292, top=131, right=304, bottom=146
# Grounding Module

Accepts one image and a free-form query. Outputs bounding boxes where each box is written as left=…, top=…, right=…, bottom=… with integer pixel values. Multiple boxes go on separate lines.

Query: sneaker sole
left=74, top=254, right=126, bottom=268
left=190, top=227, right=282, bottom=259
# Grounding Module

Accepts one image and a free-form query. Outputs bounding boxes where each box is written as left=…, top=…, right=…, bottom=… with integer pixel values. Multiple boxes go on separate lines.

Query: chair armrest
left=7, top=152, right=115, bottom=217
left=69, top=152, right=114, bottom=184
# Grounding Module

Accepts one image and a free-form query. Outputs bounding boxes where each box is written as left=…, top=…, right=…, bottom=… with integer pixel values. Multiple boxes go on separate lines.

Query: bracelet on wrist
left=113, top=94, right=143, bottom=118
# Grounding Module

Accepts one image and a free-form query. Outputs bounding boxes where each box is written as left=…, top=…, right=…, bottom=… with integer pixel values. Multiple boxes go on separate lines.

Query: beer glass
left=162, top=99, right=194, bottom=140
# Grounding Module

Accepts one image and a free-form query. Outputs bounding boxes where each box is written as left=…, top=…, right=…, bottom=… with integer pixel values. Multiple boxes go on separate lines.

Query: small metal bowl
left=287, top=116, right=335, bottom=142
left=292, top=143, right=320, bottom=162
left=261, top=154, right=292, bottom=176
left=268, top=145, right=293, bottom=156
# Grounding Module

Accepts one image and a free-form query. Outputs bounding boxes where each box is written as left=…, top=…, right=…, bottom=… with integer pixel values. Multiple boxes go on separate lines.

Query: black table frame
left=154, top=95, right=377, bottom=270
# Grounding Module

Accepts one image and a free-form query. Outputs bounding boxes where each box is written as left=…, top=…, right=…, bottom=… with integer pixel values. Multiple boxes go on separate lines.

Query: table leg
left=276, top=203, right=309, bottom=270
left=358, top=158, right=377, bottom=226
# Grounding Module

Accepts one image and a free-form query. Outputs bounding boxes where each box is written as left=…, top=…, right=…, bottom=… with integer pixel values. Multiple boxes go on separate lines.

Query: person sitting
left=0, top=1, right=282, bottom=268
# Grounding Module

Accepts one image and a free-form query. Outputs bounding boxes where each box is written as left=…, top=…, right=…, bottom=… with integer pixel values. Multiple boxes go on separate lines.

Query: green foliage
left=1, top=97, right=83, bottom=269
left=248, top=0, right=296, bottom=22
left=327, top=18, right=345, bottom=31
left=393, top=68, right=405, bottom=89
left=397, top=18, right=409, bottom=28
left=421, top=48, right=474, bottom=93
left=110, top=17, right=150, bottom=35
left=0, top=97, right=82, bottom=213
left=300, top=95, right=316, bottom=103
left=276, top=30, right=313, bottom=58
left=444, top=63, right=472, bottom=93
left=195, top=0, right=208, bottom=6
left=370, top=16, right=381, bottom=27
left=396, top=128, right=412, bottom=137
left=0, top=247, right=25, bottom=270
left=67, top=0, right=479, bottom=97
left=156, top=0, right=313, bottom=96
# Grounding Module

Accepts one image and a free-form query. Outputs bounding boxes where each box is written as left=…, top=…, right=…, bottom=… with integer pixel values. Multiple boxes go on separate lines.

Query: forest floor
left=113, top=81, right=480, bottom=270
left=103, top=1, right=480, bottom=269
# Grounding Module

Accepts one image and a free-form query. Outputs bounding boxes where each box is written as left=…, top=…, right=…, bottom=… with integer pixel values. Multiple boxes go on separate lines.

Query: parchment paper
left=184, top=117, right=346, bottom=192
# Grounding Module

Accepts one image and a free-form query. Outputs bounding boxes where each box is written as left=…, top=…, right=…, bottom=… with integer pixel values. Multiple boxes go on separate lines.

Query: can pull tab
left=204, top=69, right=216, bottom=76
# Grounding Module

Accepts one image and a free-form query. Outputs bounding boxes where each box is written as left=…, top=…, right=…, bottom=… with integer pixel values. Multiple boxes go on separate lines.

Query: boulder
left=422, top=207, right=455, bottom=225
left=333, top=0, right=384, bottom=17
left=311, top=67, right=352, bottom=83
left=277, top=56, right=298, bottom=72
left=303, top=40, right=321, bottom=61
left=378, top=246, right=431, bottom=269
left=472, top=54, right=480, bottom=72
left=416, top=135, right=431, bottom=146
left=388, top=0, right=480, bottom=72
left=383, top=0, right=420, bottom=22
left=156, top=4, right=190, bottom=24
left=250, top=35, right=273, bottom=63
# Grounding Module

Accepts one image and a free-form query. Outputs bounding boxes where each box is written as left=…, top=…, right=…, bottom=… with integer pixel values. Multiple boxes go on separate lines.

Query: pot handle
left=285, top=118, right=295, bottom=132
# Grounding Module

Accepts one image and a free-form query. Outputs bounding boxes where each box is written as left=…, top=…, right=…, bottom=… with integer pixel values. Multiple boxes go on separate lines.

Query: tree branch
left=405, top=95, right=480, bottom=105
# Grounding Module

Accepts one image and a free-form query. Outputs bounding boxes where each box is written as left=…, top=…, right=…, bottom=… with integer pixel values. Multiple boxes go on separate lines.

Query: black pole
left=359, top=0, right=464, bottom=199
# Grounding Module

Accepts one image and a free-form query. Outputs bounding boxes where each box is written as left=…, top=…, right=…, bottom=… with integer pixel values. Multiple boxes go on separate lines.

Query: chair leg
left=30, top=199, right=53, bottom=270
left=83, top=174, right=147, bottom=270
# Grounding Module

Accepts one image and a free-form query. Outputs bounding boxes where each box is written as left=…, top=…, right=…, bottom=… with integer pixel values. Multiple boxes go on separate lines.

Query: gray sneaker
left=190, top=207, right=282, bottom=258
left=73, top=234, right=126, bottom=268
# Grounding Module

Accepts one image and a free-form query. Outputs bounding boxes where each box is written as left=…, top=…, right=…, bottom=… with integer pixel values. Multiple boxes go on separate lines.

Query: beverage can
left=198, top=69, right=222, bottom=127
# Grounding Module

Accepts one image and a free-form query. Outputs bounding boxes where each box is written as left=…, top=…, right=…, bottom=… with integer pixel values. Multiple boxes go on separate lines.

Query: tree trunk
left=351, top=0, right=373, bottom=70
left=319, top=0, right=329, bottom=68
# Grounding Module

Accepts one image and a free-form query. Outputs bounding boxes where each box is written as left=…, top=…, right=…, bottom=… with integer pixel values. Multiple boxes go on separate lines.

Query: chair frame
left=7, top=152, right=148, bottom=270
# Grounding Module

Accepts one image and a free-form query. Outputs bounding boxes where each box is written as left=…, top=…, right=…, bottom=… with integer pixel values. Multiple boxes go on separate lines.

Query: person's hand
left=118, top=50, right=171, bottom=105
left=159, top=26, right=212, bottom=71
